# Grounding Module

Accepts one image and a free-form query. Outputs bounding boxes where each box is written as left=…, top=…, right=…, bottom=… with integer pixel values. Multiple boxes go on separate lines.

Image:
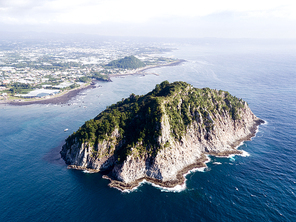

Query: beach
left=2, top=82, right=96, bottom=106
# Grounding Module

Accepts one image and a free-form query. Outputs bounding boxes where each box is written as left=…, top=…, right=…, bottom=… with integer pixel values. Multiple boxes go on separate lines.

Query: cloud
left=0, top=0, right=296, bottom=38
left=1, top=0, right=296, bottom=24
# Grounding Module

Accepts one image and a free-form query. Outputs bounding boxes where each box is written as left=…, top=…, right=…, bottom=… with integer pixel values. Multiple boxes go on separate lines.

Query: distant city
left=0, top=38, right=178, bottom=101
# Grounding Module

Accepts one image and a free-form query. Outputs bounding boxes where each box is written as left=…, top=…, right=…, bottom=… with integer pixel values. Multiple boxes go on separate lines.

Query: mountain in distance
left=106, top=55, right=146, bottom=69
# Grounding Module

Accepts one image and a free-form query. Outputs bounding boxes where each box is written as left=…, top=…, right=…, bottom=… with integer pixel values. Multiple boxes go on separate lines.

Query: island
left=60, top=81, right=264, bottom=190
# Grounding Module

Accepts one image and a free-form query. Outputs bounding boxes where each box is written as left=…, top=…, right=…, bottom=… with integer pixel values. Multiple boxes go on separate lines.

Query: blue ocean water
left=1, top=39, right=296, bottom=221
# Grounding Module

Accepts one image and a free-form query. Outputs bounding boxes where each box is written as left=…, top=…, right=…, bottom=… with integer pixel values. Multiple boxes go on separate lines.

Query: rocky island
left=60, top=81, right=264, bottom=190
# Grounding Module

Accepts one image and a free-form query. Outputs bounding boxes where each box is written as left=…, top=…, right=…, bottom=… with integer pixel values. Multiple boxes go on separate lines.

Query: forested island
left=60, top=81, right=264, bottom=190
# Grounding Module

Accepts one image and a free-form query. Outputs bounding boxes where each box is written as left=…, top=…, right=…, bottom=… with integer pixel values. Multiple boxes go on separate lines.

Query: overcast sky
left=1, top=0, right=296, bottom=38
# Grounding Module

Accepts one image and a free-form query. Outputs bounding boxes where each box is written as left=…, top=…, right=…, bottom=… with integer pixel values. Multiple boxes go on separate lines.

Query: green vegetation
left=106, top=55, right=146, bottom=69
left=7, top=82, right=33, bottom=95
left=65, top=81, right=246, bottom=163
left=62, top=83, right=80, bottom=91
left=90, top=72, right=110, bottom=81
left=78, top=76, right=91, bottom=83
left=0, top=61, right=81, bottom=71
left=66, top=91, right=163, bottom=162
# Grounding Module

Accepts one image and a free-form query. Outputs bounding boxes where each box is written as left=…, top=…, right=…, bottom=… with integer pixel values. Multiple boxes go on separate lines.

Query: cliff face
left=60, top=128, right=119, bottom=171
left=60, top=81, right=263, bottom=190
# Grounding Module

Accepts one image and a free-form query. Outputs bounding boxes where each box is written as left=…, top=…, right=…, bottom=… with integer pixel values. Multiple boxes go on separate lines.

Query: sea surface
left=1, top=39, right=296, bottom=221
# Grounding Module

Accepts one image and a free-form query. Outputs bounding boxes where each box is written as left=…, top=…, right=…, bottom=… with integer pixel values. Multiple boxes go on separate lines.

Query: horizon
left=1, top=0, right=296, bottom=39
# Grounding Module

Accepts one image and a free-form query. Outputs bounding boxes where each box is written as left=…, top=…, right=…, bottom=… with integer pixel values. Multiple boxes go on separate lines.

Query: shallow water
left=1, top=39, right=296, bottom=221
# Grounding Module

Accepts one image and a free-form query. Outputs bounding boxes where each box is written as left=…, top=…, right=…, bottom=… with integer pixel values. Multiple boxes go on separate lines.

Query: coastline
left=102, top=154, right=209, bottom=191
left=109, top=59, right=186, bottom=78
left=1, top=59, right=186, bottom=106
left=98, top=118, right=264, bottom=192
left=0, top=82, right=96, bottom=106
left=67, top=165, right=100, bottom=173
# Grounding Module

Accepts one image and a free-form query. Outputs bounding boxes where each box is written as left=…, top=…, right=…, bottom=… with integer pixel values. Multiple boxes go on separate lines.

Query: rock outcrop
left=60, top=81, right=264, bottom=190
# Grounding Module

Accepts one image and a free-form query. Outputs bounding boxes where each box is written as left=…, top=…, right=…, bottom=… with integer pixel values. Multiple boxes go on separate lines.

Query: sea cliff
left=60, top=81, right=264, bottom=190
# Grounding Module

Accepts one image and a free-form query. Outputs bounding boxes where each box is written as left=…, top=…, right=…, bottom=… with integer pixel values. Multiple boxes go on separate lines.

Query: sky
left=1, top=0, right=296, bottom=38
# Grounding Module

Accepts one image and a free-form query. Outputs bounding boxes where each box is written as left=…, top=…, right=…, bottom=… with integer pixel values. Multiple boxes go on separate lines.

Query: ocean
left=0, top=39, right=296, bottom=221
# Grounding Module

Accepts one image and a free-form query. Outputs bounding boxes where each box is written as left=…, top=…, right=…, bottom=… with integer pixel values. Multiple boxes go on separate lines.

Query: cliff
left=60, top=81, right=264, bottom=190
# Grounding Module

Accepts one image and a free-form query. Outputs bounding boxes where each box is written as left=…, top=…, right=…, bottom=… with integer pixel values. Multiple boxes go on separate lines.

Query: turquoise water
left=1, top=39, right=296, bottom=221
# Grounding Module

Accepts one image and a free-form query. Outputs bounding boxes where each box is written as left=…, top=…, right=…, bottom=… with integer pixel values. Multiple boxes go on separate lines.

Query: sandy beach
left=1, top=82, right=96, bottom=106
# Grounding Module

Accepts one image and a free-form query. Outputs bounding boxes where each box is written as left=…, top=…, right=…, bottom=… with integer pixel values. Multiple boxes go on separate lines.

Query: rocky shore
left=63, top=117, right=263, bottom=191
left=102, top=154, right=209, bottom=191
left=103, top=118, right=264, bottom=191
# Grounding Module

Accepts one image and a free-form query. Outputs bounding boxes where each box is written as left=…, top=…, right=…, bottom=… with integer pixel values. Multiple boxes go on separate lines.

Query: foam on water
left=213, top=162, right=222, bottom=165
left=229, top=156, right=236, bottom=162
left=150, top=181, right=187, bottom=193
left=240, top=150, right=250, bottom=157
left=82, top=170, right=96, bottom=174
left=120, top=184, right=142, bottom=193
left=120, top=179, right=187, bottom=193
left=262, top=119, right=268, bottom=125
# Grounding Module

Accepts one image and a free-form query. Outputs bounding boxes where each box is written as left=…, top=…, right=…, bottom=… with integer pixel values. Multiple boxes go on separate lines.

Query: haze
left=1, top=0, right=296, bottom=38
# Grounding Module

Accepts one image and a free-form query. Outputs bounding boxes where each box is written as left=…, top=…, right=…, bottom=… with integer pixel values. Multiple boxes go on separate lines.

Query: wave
left=214, top=150, right=250, bottom=159
left=120, top=177, right=188, bottom=193
left=150, top=181, right=186, bottom=193
left=120, top=179, right=187, bottom=193
left=212, top=162, right=222, bottom=165
left=121, top=183, right=144, bottom=193
left=240, top=150, right=250, bottom=157
left=262, top=119, right=268, bottom=125
left=83, top=170, right=96, bottom=174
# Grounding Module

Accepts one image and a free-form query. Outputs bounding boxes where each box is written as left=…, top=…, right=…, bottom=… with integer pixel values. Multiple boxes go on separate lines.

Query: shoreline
left=102, top=154, right=209, bottom=191
left=0, top=82, right=96, bottom=106
left=101, top=118, right=264, bottom=192
left=1, top=59, right=186, bottom=106
left=109, top=59, right=186, bottom=78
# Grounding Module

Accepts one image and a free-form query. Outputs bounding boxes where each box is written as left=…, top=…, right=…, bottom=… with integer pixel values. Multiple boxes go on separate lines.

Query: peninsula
left=60, top=81, right=264, bottom=190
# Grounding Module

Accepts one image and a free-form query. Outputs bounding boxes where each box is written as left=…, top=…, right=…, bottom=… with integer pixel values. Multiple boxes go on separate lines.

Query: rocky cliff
left=60, top=81, right=264, bottom=190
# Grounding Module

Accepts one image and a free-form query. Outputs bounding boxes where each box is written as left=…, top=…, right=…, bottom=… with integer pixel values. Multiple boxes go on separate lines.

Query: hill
left=60, top=81, right=264, bottom=190
left=106, top=55, right=146, bottom=69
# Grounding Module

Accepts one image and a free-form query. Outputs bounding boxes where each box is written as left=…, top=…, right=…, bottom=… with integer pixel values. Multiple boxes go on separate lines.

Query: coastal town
left=0, top=39, right=180, bottom=103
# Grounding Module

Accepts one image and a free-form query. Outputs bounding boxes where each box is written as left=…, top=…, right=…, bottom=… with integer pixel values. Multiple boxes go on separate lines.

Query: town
left=0, top=39, right=178, bottom=101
